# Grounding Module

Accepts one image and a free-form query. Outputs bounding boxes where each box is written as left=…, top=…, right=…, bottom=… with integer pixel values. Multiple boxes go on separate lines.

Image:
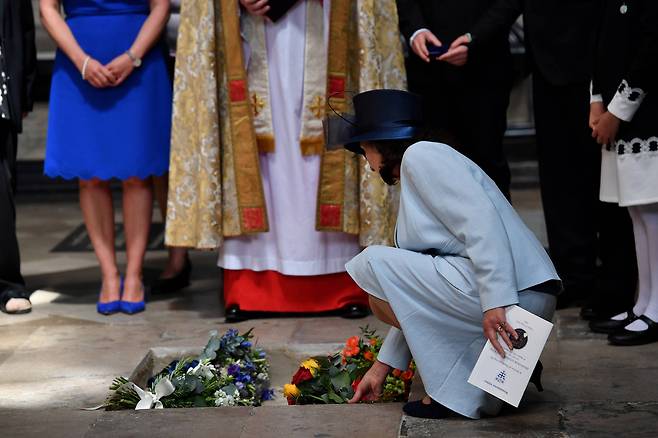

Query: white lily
left=187, top=362, right=215, bottom=380
left=132, top=378, right=176, bottom=410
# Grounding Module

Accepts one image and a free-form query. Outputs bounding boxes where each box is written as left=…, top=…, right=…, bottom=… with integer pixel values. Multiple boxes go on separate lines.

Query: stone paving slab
left=84, top=404, right=404, bottom=438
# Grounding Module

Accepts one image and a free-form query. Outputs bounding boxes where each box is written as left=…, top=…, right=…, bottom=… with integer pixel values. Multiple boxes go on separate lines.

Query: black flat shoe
left=608, top=315, right=658, bottom=346
left=340, top=304, right=369, bottom=319
left=402, top=398, right=454, bottom=419
left=589, top=310, right=638, bottom=334
left=0, top=283, right=32, bottom=315
left=225, top=305, right=248, bottom=323
left=150, top=257, right=192, bottom=295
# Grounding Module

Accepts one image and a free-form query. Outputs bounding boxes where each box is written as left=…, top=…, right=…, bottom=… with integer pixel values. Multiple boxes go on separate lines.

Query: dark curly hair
left=370, top=128, right=456, bottom=185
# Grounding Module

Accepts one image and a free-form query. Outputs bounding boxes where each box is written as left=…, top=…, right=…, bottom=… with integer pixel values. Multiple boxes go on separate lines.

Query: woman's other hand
left=438, top=34, right=470, bottom=67
left=84, top=58, right=116, bottom=88
left=482, top=307, right=517, bottom=358
left=592, top=111, right=621, bottom=146
left=589, top=101, right=605, bottom=130
left=348, top=360, right=391, bottom=403
left=240, top=0, right=271, bottom=16
left=411, top=30, right=443, bottom=63
left=106, top=54, right=135, bottom=87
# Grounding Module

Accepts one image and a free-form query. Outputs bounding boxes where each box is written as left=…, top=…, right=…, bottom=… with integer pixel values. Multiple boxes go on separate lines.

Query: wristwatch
left=125, top=50, right=142, bottom=68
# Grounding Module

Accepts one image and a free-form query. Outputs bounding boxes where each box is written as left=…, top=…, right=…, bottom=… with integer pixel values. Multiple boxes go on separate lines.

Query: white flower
left=256, top=373, right=268, bottom=381
left=219, top=367, right=229, bottom=379
left=187, top=362, right=215, bottom=380
left=132, top=378, right=175, bottom=410
left=214, top=389, right=237, bottom=407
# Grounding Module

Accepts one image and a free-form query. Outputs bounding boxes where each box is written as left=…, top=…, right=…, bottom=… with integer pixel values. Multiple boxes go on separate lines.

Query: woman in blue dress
left=40, top=0, right=172, bottom=314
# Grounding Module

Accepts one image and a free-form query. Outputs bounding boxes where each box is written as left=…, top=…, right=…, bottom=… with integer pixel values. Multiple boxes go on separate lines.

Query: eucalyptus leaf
left=330, top=372, right=351, bottom=391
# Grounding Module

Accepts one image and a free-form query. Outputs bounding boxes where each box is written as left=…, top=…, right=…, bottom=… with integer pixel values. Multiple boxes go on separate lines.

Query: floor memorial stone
left=2, top=194, right=657, bottom=437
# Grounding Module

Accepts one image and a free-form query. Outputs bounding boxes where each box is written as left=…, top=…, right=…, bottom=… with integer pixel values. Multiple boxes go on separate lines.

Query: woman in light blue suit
left=326, top=89, right=561, bottom=419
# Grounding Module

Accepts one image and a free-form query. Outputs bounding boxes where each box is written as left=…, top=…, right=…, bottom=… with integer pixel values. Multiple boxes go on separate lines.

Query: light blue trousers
left=346, top=245, right=556, bottom=419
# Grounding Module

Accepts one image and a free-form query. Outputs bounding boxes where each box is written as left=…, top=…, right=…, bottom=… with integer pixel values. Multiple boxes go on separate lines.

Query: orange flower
left=401, top=370, right=414, bottom=381
left=392, top=369, right=401, bottom=377
left=346, top=336, right=360, bottom=349
left=369, top=338, right=378, bottom=347
left=363, top=351, right=375, bottom=362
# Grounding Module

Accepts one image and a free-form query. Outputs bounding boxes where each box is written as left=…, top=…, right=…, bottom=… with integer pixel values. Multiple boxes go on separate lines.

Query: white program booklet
left=467, top=305, right=553, bottom=407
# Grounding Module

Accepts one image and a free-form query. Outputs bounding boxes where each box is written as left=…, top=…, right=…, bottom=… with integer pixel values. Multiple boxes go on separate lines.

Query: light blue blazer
left=394, top=141, right=560, bottom=313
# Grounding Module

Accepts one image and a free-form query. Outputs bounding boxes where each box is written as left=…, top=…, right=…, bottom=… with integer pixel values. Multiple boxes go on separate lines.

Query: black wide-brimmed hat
left=323, top=89, right=423, bottom=155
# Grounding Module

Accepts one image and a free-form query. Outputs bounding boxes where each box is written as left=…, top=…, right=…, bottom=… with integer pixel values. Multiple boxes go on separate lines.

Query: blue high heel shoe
left=97, top=277, right=122, bottom=315
left=120, top=283, right=146, bottom=314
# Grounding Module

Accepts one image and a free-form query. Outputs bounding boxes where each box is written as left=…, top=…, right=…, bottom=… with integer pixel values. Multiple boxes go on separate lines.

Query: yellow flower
left=300, top=358, right=320, bottom=376
left=283, top=383, right=301, bottom=399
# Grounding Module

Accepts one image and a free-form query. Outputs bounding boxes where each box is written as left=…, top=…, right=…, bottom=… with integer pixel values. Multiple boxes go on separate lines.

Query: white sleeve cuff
left=589, top=80, right=603, bottom=103
left=409, top=28, right=430, bottom=46
left=608, top=79, right=646, bottom=122
left=376, top=327, right=412, bottom=371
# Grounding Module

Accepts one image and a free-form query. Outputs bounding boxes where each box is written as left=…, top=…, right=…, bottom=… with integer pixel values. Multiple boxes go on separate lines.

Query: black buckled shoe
left=608, top=315, right=658, bottom=346
left=150, top=257, right=192, bottom=295
left=589, top=310, right=638, bottom=334
left=225, top=305, right=248, bottom=323
left=340, top=304, right=369, bottom=319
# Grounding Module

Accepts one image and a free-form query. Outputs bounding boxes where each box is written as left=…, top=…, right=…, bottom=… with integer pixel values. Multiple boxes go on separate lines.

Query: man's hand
left=83, top=58, right=116, bottom=88
left=348, top=360, right=391, bottom=403
left=438, top=34, right=470, bottom=67
left=482, top=307, right=517, bottom=358
left=592, top=111, right=621, bottom=146
left=240, top=0, right=270, bottom=16
left=589, top=101, right=605, bottom=130
left=410, top=30, right=443, bottom=63
left=106, top=54, right=135, bottom=87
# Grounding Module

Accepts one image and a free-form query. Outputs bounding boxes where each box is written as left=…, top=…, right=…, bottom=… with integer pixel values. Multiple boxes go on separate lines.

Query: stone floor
left=1, top=192, right=657, bottom=437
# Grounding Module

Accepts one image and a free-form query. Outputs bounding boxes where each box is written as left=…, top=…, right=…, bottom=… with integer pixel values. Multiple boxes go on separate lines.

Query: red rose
left=292, top=367, right=314, bottom=385
left=287, top=397, right=296, bottom=405
left=352, top=377, right=362, bottom=392
left=401, top=370, right=414, bottom=381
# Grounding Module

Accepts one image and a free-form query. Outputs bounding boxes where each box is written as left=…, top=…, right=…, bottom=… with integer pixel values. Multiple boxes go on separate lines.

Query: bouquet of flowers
left=105, top=329, right=273, bottom=410
left=284, top=326, right=414, bottom=405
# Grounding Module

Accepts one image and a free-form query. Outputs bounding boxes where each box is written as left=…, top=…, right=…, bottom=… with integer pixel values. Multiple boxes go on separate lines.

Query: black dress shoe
left=589, top=310, right=638, bottom=334
left=608, top=315, right=658, bottom=346
left=150, top=257, right=192, bottom=295
left=340, top=304, right=369, bottom=319
left=402, top=398, right=455, bottom=419
left=225, top=305, right=248, bottom=323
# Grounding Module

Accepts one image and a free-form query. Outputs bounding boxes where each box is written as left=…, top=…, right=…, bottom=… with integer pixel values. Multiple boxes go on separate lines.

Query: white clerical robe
left=217, top=0, right=360, bottom=275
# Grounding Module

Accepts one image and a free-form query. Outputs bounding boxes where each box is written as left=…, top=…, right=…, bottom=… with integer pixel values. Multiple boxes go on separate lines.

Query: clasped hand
left=589, top=101, right=621, bottom=146
left=82, top=54, right=134, bottom=88
left=411, top=30, right=470, bottom=67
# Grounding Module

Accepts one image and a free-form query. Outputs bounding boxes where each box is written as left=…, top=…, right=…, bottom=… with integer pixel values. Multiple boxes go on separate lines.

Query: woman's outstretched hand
left=482, top=306, right=518, bottom=358
left=348, top=360, right=391, bottom=403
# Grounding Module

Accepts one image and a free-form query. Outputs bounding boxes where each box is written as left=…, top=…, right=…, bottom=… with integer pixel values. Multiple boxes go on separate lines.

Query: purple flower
left=261, top=389, right=275, bottom=401
left=258, top=351, right=266, bottom=358
left=227, top=364, right=240, bottom=376
left=237, top=373, right=252, bottom=383
left=240, top=341, right=252, bottom=348
left=236, top=381, right=244, bottom=390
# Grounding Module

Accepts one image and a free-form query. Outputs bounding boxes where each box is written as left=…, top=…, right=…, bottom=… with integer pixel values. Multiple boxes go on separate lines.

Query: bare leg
left=153, top=174, right=188, bottom=278
left=79, top=178, right=120, bottom=302
left=368, top=295, right=401, bottom=329
left=122, top=177, right=152, bottom=302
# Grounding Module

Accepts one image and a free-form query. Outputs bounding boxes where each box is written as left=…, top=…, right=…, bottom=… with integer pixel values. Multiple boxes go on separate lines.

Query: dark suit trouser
left=532, top=71, right=637, bottom=311
left=406, top=58, right=512, bottom=197
left=0, top=120, right=24, bottom=286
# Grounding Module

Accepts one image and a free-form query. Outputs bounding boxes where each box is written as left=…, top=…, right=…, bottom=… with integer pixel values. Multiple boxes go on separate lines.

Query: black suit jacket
left=397, top=0, right=513, bottom=82
left=469, top=0, right=598, bottom=86
left=0, top=0, right=37, bottom=133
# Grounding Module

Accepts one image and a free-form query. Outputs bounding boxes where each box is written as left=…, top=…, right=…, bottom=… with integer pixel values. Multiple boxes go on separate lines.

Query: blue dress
left=45, top=0, right=171, bottom=181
